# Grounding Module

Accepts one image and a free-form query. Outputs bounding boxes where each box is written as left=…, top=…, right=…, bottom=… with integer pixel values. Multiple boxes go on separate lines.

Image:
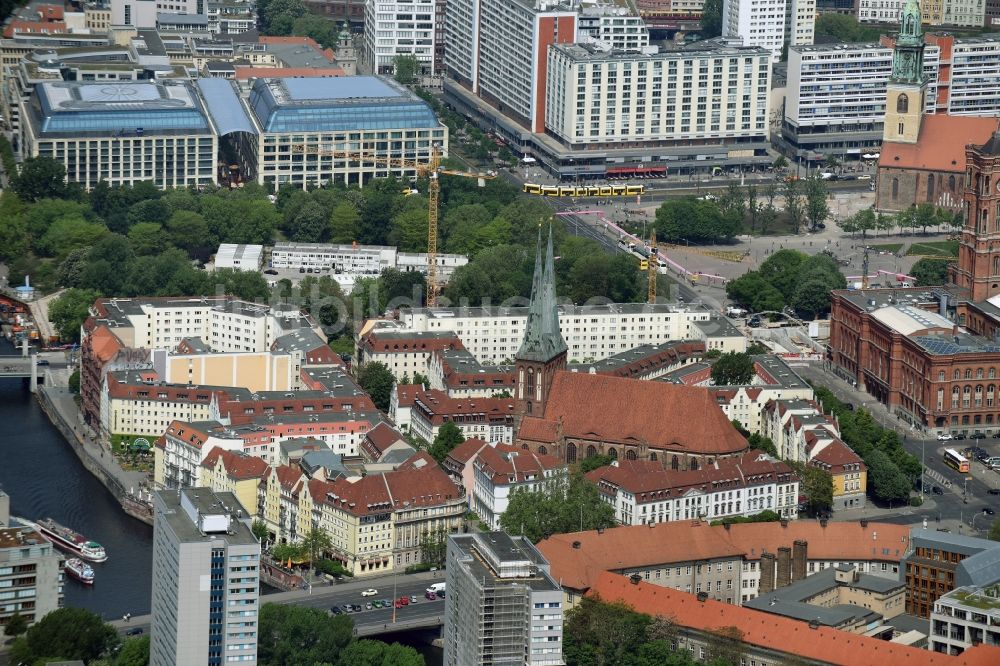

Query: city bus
left=943, top=448, right=970, bottom=473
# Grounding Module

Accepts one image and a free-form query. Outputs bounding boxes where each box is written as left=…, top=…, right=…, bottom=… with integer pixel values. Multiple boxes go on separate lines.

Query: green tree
left=759, top=249, right=807, bottom=300
left=288, top=200, right=330, bottom=242
left=126, top=198, right=172, bottom=229
left=700, top=0, right=722, bottom=37
left=299, top=275, right=350, bottom=330
left=389, top=200, right=429, bottom=252
left=815, top=13, right=881, bottom=42
left=789, top=462, right=833, bottom=515
left=499, top=472, right=614, bottom=542
left=782, top=177, right=805, bottom=233
left=301, top=527, right=333, bottom=571
left=69, top=369, right=81, bottom=394
left=865, top=448, right=912, bottom=504
left=563, top=596, right=659, bottom=666
left=328, top=201, right=361, bottom=243
left=429, top=421, right=465, bottom=463
left=9, top=607, right=119, bottom=665
left=56, top=246, right=90, bottom=288
left=38, top=216, right=107, bottom=257
left=379, top=267, right=426, bottom=308
left=0, top=205, right=29, bottom=262
left=291, top=14, right=339, bottom=48
left=4, top=611, right=27, bottom=638
left=357, top=361, right=395, bottom=411
left=705, top=626, right=747, bottom=666
left=773, top=156, right=788, bottom=171
left=791, top=279, right=833, bottom=320
left=251, top=519, right=271, bottom=546
left=913, top=203, right=937, bottom=234
left=393, top=54, right=420, bottom=84
left=49, top=288, right=101, bottom=342
left=803, top=175, right=829, bottom=231
left=710, top=351, right=754, bottom=386
left=12, top=156, right=68, bottom=202
left=113, top=635, right=150, bottom=666
left=261, top=0, right=307, bottom=33
left=257, top=603, right=354, bottom=666
left=336, top=639, right=425, bottom=666
left=911, top=257, right=950, bottom=286
left=165, top=210, right=211, bottom=255
left=746, top=433, right=778, bottom=457
left=127, top=222, right=168, bottom=255
left=579, top=453, right=614, bottom=474
left=841, top=207, right=877, bottom=239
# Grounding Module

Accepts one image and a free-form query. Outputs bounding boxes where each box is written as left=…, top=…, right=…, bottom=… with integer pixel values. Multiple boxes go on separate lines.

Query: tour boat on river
left=34, top=518, right=107, bottom=562
left=64, top=557, right=95, bottom=585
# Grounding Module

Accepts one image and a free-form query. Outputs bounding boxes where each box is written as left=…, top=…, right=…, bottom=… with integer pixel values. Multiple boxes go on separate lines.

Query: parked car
left=937, top=433, right=954, bottom=441
left=394, top=599, right=406, bottom=609
left=954, top=433, right=968, bottom=441
left=361, top=588, right=378, bottom=597
left=330, top=606, right=343, bottom=615
left=409, top=595, right=418, bottom=604
left=932, top=486, right=944, bottom=495
left=987, top=489, right=1000, bottom=495
left=126, top=627, right=143, bottom=636
left=985, top=508, right=996, bottom=515
left=341, top=604, right=353, bottom=613
left=264, top=269, right=278, bottom=275
left=857, top=174, right=872, bottom=180
left=36, top=359, right=49, bottom=366
left=399, top=596, right=410, bottom=606
left=426, top=591, right=438, bottom=600
left=365, top=602, right=373, bottom=610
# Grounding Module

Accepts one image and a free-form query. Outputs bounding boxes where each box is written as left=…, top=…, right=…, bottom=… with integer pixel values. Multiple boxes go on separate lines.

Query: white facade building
left=445, top=0, right=578, bottom=132
left=782, top=42, right=939, bottom=160
left=785, top=0, right=816, bottom=46
left=545, top=42, right=771, bottom=147
left=150, top=488, right=260, bottom=666
left=723, top=0, right=788, bottom=60
left=949, top=36, right=1000, bottom=114
left=942, top=0, right=986, bottom=26
left=858, top=0, right=906, bottom=22
left=471, top=446, right=568, bottom=529
left=931, top=584, right=1000, bottom=655
left=398, top=303, right=717, bottom=364
left=364, top=0, right=438, bottom=75
left=214, top=244, right=264, bottom=271
left=577, top=5, right=650, bottom=52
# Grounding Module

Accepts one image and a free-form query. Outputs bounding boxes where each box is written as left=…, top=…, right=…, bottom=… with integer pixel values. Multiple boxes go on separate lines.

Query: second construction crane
left=291, top=144, right=495, bottom=306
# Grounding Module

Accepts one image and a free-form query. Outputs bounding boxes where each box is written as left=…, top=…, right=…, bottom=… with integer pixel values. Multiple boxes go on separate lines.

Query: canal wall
left=35, top=388, right=153, bottom=525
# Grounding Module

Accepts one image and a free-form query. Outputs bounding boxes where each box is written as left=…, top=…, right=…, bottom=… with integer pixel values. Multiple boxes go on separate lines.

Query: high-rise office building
left=444, top=532, right=564, bottom=666
left=150, top=488, right=260, bottom=666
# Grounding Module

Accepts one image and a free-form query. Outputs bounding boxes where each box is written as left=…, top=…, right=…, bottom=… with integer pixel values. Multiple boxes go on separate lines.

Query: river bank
left=35, top=385, right=153, bottom=525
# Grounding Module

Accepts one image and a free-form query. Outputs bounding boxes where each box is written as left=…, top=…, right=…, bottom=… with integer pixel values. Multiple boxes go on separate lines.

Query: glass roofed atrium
left=248, top=76, right=440, bottom=133
left=32, top=81, right=211, bottom=136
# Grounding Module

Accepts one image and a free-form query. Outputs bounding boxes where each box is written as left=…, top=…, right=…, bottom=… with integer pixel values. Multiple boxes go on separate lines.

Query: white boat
left=34, top=518, right=107, bottom=562
left=64, top=558, right=95, bottom=585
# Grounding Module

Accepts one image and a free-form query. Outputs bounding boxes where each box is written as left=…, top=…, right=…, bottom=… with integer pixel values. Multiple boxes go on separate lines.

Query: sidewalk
left=41, top=385, right=147, bottom=496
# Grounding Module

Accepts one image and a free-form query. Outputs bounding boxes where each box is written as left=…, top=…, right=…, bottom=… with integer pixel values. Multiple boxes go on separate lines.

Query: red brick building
left=830, top=129, right=1000, bottom=434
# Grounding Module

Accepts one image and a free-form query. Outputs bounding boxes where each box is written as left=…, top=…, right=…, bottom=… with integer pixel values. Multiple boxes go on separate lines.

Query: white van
left=426, top=582, right=445, bottom=595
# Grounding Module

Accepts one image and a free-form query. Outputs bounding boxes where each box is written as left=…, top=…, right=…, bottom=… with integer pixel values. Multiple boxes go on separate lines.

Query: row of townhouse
left=444, top=440, right=569, bottom=530
left=154, top=407, right=386, bottom=489
left=586, top=450, right=801, bottom=525
left=761, top=398, right=868, bottom=510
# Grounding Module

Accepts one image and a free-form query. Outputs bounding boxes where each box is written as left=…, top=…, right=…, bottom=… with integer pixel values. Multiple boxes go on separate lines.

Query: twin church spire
left=516, top=226, right=567, bottom=363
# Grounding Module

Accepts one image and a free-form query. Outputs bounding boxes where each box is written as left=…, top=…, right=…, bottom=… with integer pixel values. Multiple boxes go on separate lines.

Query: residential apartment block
left=444, top=533, right=565, bottom=666
left=395, top=303, right=718, bottom=365
left=723, top=0, right=813, bottom=60
left=544, top=41, right=771, bottom=150
left=931, top=583, right=1000, bottom=655
left=587, top=451, right=801, bottom=526
left=0, top=491, right=63, bottom=629
left=364, top=0, right=438, bottom=75
left=410, top=389, right=517, bottom=444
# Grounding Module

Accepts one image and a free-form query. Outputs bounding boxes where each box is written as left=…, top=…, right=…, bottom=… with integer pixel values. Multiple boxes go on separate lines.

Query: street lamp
left=971, top=511, right=987, bottom=534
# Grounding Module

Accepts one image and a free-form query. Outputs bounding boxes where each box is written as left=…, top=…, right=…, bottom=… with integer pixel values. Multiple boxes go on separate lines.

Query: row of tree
left=839, top=204, right=961, bottom=238
left=814, top=386, right=921, bottom=504
left=725, top=249, right=847, bottom=320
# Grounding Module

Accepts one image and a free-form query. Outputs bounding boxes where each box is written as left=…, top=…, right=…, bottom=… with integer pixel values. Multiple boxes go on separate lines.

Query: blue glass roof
left=248, top=76, right=440, bottom=133
left=35, top=81, right=209, bottom=135
left=196, top=78, right=257, bottom=136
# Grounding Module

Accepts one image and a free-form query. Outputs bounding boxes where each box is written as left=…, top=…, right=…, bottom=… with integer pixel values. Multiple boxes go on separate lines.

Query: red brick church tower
left=514, top=227, right=567, bottom=420
left=951, top=131, right=1000, bottom=301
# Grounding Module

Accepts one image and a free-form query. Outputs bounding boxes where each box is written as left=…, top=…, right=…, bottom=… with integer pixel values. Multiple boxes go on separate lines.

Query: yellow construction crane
left=290, top=144, right=496, bottom=306
left=647, top=230, right=659, bottom=303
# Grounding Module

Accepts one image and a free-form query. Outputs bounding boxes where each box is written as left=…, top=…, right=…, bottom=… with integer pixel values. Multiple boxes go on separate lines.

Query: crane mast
left=289, top=143, right=493, bottom=308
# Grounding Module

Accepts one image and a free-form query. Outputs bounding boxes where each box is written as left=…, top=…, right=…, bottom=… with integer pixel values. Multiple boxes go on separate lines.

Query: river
left=0, top=347, right=154, bottom=619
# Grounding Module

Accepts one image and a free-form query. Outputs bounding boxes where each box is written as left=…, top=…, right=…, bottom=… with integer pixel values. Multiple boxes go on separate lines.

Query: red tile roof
left=274, top=464, right=305, bottom=490
left=810, top=439, right=866, bottom=472
left=536, top=520, right=910, bottom=592
left=412, top=390, right=517, bottom=426
left=363, top=422, right=407, bottom=456
left=534, top=373, right=748, bottom=455
left=201, top=446, right=270, bottom=480
left=444, top=438, right=491, bottom=466
left=880, top=114, right=999, bottom=173
left=393, top=384, right=422, bottom=408
left=310, top=461, right=460, bottom=517
left=473, top=445, right=566, bottom=484
left=517, top=417, right=559, bottom=443
left=89, top=325, right=124, bottom=363
left=588, top=572, right=999, bottom=666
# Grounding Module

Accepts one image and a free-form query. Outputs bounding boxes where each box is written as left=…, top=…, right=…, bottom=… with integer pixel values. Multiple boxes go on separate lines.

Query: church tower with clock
left=883, top=0, right=926, bottom=145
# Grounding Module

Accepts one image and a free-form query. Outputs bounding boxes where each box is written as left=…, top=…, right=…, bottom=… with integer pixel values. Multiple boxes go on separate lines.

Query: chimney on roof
left=597, top=526, right=604, bottom=535
left=776, top=546, right=792, bottom=589
left=696, top=591, right=709, bottom=602
left=630, top=573, right=642, bottom=585
left=759, top=552, right=776, bottom=594
left=792, top=540, right=807, bottom=583
left=820, top=517, right=828, bottom=528
left=572, top=540, right=581, bottom=549
left=808, top=620, right=820, bottom=630
left=860, top=519, right=868, bottom=528
left=780, top=518, right=788, bottom=528
left=723, top=522, right=730, bottom=530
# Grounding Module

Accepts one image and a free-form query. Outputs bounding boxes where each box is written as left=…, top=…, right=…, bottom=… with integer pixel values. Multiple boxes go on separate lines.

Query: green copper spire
left=891, top=0, right=926, bottom=85
left=516, top=225, right=566, bottom=362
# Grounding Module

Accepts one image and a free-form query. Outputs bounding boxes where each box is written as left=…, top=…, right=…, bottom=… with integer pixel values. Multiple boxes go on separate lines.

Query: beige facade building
left=198, top=447, right=270, bottom=521
left=158, top=350, right=295, bottom=394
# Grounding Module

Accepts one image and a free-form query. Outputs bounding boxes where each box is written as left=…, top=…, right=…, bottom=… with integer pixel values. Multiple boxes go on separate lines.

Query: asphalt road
left=793, top=363, right=1000, bottom=533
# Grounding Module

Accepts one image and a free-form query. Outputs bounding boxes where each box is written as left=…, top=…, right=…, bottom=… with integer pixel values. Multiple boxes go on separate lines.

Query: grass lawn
left=868, top=243, right=904, bottom=254
left=906, top=240, right=959, bottom=257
